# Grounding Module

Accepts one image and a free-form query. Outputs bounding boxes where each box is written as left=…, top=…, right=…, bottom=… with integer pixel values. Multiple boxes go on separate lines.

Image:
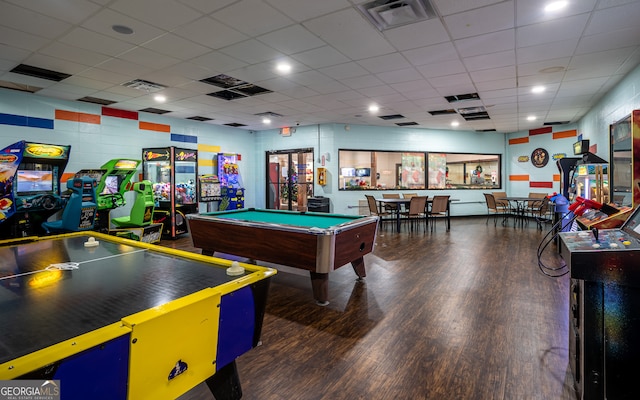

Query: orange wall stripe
left=553, top=174, right=560, bottom=181
left=509, top=175, right=529, bottom=181
left=55, top=110, right=101, bottom=124
left=509, top=137, right=529, bottom=145
left=552, top=129, right=577, bottom=140
left=139, top=121, right=171, bottom=132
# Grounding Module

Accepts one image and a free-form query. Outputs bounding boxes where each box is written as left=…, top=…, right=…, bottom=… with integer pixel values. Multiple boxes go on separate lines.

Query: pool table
left=187, top=208, right=379, bottom=305
left=0, top=231, right=275, bottom=400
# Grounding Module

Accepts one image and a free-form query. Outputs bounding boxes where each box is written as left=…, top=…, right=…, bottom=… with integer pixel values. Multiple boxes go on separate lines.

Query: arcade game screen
left=622, top=205, right=640, bottom=237
left=101, top=175, right=122, bottom=194
left=16, top=170, right=53, bottom=195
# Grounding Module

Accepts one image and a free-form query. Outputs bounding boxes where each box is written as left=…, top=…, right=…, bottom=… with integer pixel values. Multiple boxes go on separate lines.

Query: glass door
left=266, top=149, right=314, bottom=211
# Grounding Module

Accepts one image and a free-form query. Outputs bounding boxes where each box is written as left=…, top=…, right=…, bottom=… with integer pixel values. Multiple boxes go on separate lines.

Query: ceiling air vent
left=357, top=0, right=437, bottom=31
left=224, top=122, right=247, bottom=127
left=77, top=96, right=116, bottom=105
left=445, top=93, right=480, bottom=103
left=207, top=90, right=248, bottom=101
left=187, top=116, right=213, bottom=122
left=458, top=106, right=490, bottom=121
left=379, top=114, right=405, bottom=120
left=396, top=122, right=419, bottom=126
left=122, top=79, right=166, bottom=92
left=10, top=64, right=71, bottom=82
left=544, top=121, right=570, bottom=125
left=428, top=109, right=457, bottom=116
left=139, top=107, right=171, bottom=114
left=255, top=112, right=283, bottom=118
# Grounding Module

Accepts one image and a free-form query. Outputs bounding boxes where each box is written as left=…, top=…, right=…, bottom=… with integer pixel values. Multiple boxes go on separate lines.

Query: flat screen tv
left=355, top=168, right=371, bottom=177
left=16, top=170, right=54, bottom=195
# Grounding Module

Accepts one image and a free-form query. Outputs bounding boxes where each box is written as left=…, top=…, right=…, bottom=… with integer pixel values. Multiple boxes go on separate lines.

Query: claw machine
left=142, top=147, right=198, bottom=239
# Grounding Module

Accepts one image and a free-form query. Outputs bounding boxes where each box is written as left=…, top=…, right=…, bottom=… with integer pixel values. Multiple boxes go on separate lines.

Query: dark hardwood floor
left=165, top=215, right=577, bottom=400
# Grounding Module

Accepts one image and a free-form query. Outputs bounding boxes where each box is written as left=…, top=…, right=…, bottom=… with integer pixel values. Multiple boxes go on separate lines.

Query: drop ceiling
left=1, top=0, right=639, bottom=133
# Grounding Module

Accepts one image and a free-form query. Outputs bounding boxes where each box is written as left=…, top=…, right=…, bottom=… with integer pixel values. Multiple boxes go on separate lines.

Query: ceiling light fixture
left=451, top=121, right=459, bottom=127
left=531, top=86, right=546, bottom=94
left=154, top=95, right=166, bottom=102
left=368, top=104, right=379, bottom=113
left=527, top=116, right=537, bottom=121
left=544, top=1, right=568, bottom=12
left=276, top=62, right=292, bottom=74
left=262, top=118, right=271, bottom=124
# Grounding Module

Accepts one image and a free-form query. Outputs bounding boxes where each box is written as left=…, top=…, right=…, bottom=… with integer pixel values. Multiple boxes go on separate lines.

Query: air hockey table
left=0, top=232, right=276, bottom=400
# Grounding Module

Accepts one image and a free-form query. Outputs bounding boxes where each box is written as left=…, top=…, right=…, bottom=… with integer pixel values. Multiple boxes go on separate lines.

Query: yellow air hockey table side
left=0, top=231, right=276, bottom=400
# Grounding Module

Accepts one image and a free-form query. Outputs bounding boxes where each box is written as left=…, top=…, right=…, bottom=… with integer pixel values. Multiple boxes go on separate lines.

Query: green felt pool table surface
left=199, top=208, right=365, bottom=229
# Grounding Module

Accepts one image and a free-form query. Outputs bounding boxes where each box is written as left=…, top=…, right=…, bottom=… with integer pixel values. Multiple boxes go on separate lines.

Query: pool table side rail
left=187, top=215, right=378, bottom=274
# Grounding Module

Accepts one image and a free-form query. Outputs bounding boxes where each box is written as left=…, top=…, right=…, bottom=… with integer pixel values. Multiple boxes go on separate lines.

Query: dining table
left=376, top=197, right=458, bottom=232
left=498, top=196, right=545, bottom=227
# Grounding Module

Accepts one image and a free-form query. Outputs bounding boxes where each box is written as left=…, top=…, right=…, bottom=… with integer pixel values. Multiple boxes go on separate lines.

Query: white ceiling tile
left=516, top=14, right=589, bottom=48
left=81, top=9, right=166, bottom=45
left=110, top=0, right=202, bottom=30
left=212, top=0, right=293, bottom=36
left=59, top=28, right=136, bottom=57
left=177, top=0, right=237, bottom=14
left=517, top=57, right=571, bottom=76
left=556, top=77, right=610, bottom=97
left=22, top=53, right=88, bottom=75
left=431, top=0, right=506, bottom=17
left=341, top=74, right=385, bottom=90
left=287, top=70, right=335, bottom=86
left=0, top=2, right=72, bottom=39
left=265, top=0, right=351, bottom=22
left=416, top=59, right=466, bottom=78
left=76, top=67, right=136, bottom=85
left=220, top=40, right=284, bottom=64
left=443, top=2, right=514, bottom=40
left=0, top=72, right=58, bottom=89
left=517, top=72, right=564, bottom=87
left=516, top=0, right=597, bottom=26
left=402, top=42, right=459, bottom=67
left=576, top=27, right=640, bottom=55
left=516, top=39, right=579, bottom=64
left=383, top=19, right=450, bottom=51
left=95, top=57, right=153, bottom=78
left=319, top=62, right=369, bottom=80
left=173, top=17, right=248, bottom=50
left=585, top=1, right=640, bottom=36
left=358, top=53, right=413, bottom=74
left=118, top=47, right=181, bottom=70
left=307, top=80, right=352, bottom=95
left=226, top=63, right=280, bottom=83
left=304, top=8, right=396, bottom=61
left=470, top=66, right=516, bottom=82
left=376, top=68, right=423, bottom=84
left=0, top=26, right=50, bottom=52
left=258, top=25, right=326, bottom=55
left=570, top=47, right=637, bottom=68
left=455, top=30, right=515, bottom=58
left=190, top=52, right=247, bottom=75
left=292, top=46, right=351, bottom=69
left=475, top=78, right=517, bottom=92
left=463, top=50, right=516, bottom=72
left=39, top=42, right=111, bottom=67
left=6, top=0, right=102, bottom=24
left=143, top=33, right=212, bottom=60
left=428, top=71, right=473, bottom=88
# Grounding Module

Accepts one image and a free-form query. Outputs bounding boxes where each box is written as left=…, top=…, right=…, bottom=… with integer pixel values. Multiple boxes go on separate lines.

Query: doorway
left=266, top=149, right=314, bottom=211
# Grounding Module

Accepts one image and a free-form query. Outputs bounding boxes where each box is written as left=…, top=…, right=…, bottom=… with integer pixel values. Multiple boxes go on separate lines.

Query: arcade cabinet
left=217, top=153, right=245, bottom=211
left=0, top=141, right=71, bottom=238
left=41, top=176, right=98, bottom=234
left=142, top=147, right=198, bottom=239
left=558, top=205, right=640, bottom=400
left=74, top=158, right=141, bottom=232
left=108, top=180, right=162, bottom=243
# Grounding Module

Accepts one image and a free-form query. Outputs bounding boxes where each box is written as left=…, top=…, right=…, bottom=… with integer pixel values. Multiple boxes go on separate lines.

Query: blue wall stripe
left=171, top=133, right=197, bottom=143
left=0, top=113, right=54, bottom=129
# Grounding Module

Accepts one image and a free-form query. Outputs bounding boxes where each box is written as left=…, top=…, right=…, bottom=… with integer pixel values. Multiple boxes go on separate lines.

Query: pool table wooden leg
left=351, top=257, right=366, bottom=281
left=310, top=272, right=329, bottom=306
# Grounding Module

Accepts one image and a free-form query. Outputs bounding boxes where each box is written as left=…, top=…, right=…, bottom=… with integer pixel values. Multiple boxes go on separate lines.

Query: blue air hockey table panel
left=0, top=232, right=275, bottom=400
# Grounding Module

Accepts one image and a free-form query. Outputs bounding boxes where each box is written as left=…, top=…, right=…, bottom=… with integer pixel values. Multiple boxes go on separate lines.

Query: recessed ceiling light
left=451, top=121, right=460, bottom=127
left=262, top=118, right=271, bottom=124
left=368, top=104, right=379, bottom=113
left=527, top=115, right=537, bottom=121
left=531, top=86, right=546, bottom=94
left=544, top=1, right=568, bottom=12
left=154, top=95, right=166, bottom=102
left=112, top=24, right=134, bottom=35
left=276, top=62, right=291, bottom=74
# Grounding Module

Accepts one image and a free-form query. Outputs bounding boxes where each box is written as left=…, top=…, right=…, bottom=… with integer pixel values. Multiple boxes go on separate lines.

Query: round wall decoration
left=531, top=148, right=549, bottom=168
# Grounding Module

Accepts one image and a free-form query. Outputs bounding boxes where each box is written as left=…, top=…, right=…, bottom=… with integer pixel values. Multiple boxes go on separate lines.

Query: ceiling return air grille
left=357, top=0, right=437, bottom=31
